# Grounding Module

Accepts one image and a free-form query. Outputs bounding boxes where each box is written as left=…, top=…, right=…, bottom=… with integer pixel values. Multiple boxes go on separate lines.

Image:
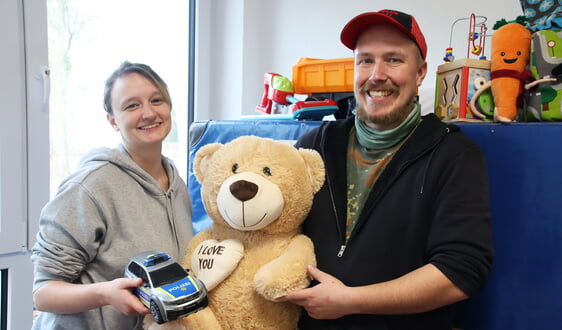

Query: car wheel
left=201, top=295, right=209, bottom=309
left=150, top=300, right=165, bottom=324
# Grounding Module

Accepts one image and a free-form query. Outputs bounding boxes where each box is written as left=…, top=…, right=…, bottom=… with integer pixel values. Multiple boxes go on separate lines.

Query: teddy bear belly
left=209, top=279, right=301, bottom=329
left=208, top=243, right=301, bottom=329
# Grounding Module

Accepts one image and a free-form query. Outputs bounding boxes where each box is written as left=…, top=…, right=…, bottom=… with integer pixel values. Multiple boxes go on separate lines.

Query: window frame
left=0, top=0, right=49, bottom=329
left=0, top=0, right=27, bottom=255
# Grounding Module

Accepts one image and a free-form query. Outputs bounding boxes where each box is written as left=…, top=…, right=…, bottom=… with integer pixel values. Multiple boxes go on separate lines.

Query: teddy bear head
left=193, top=135, right=325, bottom=235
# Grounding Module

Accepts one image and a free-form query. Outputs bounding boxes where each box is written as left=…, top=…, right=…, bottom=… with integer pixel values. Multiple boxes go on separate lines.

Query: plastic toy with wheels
left=124, top=251, right=208, bottom=325
left=254, top=72, right=338, bottom=120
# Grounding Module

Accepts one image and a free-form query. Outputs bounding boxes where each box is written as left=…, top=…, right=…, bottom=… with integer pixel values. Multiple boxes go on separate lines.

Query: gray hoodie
left=31, top=144, right=193, bottom=330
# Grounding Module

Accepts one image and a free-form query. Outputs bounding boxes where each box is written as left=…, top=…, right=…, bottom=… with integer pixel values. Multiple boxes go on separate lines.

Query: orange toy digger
left=470, top=17, right=532, bottom=122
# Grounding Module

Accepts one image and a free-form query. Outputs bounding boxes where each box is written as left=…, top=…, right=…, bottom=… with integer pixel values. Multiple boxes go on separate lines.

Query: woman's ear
left=106, top=113, right=119, bottom=131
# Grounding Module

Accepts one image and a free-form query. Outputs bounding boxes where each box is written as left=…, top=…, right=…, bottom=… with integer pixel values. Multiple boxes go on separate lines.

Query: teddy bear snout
left=229, top=180, right=258, bottom=202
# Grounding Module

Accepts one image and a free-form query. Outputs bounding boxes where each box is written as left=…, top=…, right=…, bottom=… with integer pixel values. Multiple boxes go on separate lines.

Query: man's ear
left=417, top=61, right=428, bottom=87
left=107, top=113, right=119, bottom=131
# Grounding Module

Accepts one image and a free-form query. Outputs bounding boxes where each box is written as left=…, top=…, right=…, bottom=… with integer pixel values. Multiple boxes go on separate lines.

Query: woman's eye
left=151, top=98, right=164, bottom=105
left=124, top=103, right=139, bottom=111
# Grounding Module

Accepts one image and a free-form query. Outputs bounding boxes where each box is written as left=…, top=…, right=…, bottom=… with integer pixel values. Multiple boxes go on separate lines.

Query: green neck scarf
left=355, top=102, right=421, bottom=150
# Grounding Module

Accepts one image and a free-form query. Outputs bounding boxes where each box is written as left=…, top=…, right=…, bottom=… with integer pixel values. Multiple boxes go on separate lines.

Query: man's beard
left=354, top=99, right=414, bottom=129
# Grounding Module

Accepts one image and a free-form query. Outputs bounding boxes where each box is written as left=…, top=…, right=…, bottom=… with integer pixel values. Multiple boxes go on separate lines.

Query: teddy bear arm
left=142, top=308, right=222, bottom=330
left=181, top=228, right=214, bottom=268
left=143, top=315, right=186, bottom=330
left=179, top=307, right=222, bottom=330
left=254, top=234, right=316, bottom=301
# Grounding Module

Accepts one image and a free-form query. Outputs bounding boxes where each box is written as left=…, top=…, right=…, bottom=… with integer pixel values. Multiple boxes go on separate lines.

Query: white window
left=48, top=0, right=190, bottom=195
left=1, top=0, right=190, bottom=328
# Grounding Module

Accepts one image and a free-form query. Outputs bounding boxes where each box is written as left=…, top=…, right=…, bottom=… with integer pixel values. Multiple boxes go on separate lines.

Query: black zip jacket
left=295, top=114, right=494, bottom=330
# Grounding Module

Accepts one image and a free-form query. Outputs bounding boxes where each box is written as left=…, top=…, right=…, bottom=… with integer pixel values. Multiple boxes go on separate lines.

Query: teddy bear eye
left=501, top=52, right=506, bottom=56
left=263, top=167, right=272, bottom=176
left=232, top=163, right=239, bottom=173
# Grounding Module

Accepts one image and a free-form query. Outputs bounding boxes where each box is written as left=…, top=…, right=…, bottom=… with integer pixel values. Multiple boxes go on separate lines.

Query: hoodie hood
left=72, top=143, right=178, bottom=196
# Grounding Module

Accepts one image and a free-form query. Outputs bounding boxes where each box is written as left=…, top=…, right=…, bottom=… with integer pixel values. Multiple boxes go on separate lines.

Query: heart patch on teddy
left=190, top=238, right=244, bottom=291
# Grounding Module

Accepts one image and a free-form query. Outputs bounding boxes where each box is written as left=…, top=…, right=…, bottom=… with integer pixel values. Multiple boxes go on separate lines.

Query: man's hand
left=284, top=265, right=351, bottom=319
left=287, top=263, right=470, bottom=318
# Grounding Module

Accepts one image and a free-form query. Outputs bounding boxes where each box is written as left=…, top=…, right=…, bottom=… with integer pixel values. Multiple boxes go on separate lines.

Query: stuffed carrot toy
left=470, top=17, right=533, bottom=122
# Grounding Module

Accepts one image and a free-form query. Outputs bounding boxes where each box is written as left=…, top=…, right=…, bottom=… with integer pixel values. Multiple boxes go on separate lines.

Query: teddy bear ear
left=193, top=142, right=222, bottom=183
left=297, top=148, right=326, bottom=193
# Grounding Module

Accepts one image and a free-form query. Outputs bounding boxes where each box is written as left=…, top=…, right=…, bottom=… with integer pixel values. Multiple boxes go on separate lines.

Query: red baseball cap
left=340, top=9, right=427, bottom=59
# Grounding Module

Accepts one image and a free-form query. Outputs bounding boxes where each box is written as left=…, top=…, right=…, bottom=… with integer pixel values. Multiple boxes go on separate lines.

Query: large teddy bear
left=146, top=135, right=325, bottom=330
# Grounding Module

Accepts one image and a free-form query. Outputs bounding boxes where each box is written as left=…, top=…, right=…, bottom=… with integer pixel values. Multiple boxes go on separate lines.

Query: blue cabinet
left=187, top=120, right=562, bottom=329
left=455, top=122, right=562, bottom=330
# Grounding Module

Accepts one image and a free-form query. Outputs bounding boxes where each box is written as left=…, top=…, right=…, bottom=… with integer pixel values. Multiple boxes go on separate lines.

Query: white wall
left=195, top=0, right=524, bottom=119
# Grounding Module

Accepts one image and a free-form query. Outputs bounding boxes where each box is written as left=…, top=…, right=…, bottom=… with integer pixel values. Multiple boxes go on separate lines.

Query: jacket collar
left=321, top=113, right=453, bottom=172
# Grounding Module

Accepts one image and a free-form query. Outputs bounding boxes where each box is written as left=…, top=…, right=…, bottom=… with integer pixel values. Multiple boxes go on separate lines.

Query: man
left=285, top=9, right=494, bottom=330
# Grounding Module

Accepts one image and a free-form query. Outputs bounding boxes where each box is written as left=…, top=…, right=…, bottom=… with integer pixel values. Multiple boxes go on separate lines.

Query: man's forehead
left=354, top=25, right=423, bottom=60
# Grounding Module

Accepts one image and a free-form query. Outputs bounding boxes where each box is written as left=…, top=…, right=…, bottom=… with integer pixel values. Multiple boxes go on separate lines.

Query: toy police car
left=125, top=251, right=208, bottom=324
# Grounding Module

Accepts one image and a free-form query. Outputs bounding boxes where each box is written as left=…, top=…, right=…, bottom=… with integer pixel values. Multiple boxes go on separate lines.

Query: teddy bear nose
left=229, top=180, right=258, bottom=202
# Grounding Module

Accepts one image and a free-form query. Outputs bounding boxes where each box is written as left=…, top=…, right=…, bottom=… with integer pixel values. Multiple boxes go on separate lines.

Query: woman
left=31, top=62, right=193, bottom=329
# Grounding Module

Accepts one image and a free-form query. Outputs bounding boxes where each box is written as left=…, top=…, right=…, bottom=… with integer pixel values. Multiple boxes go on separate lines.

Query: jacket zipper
left=327, top=181, right=345, bottom=258
left=319, top=125, right=348, bottom=258
left=337, top=245, right=346, bottom=257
